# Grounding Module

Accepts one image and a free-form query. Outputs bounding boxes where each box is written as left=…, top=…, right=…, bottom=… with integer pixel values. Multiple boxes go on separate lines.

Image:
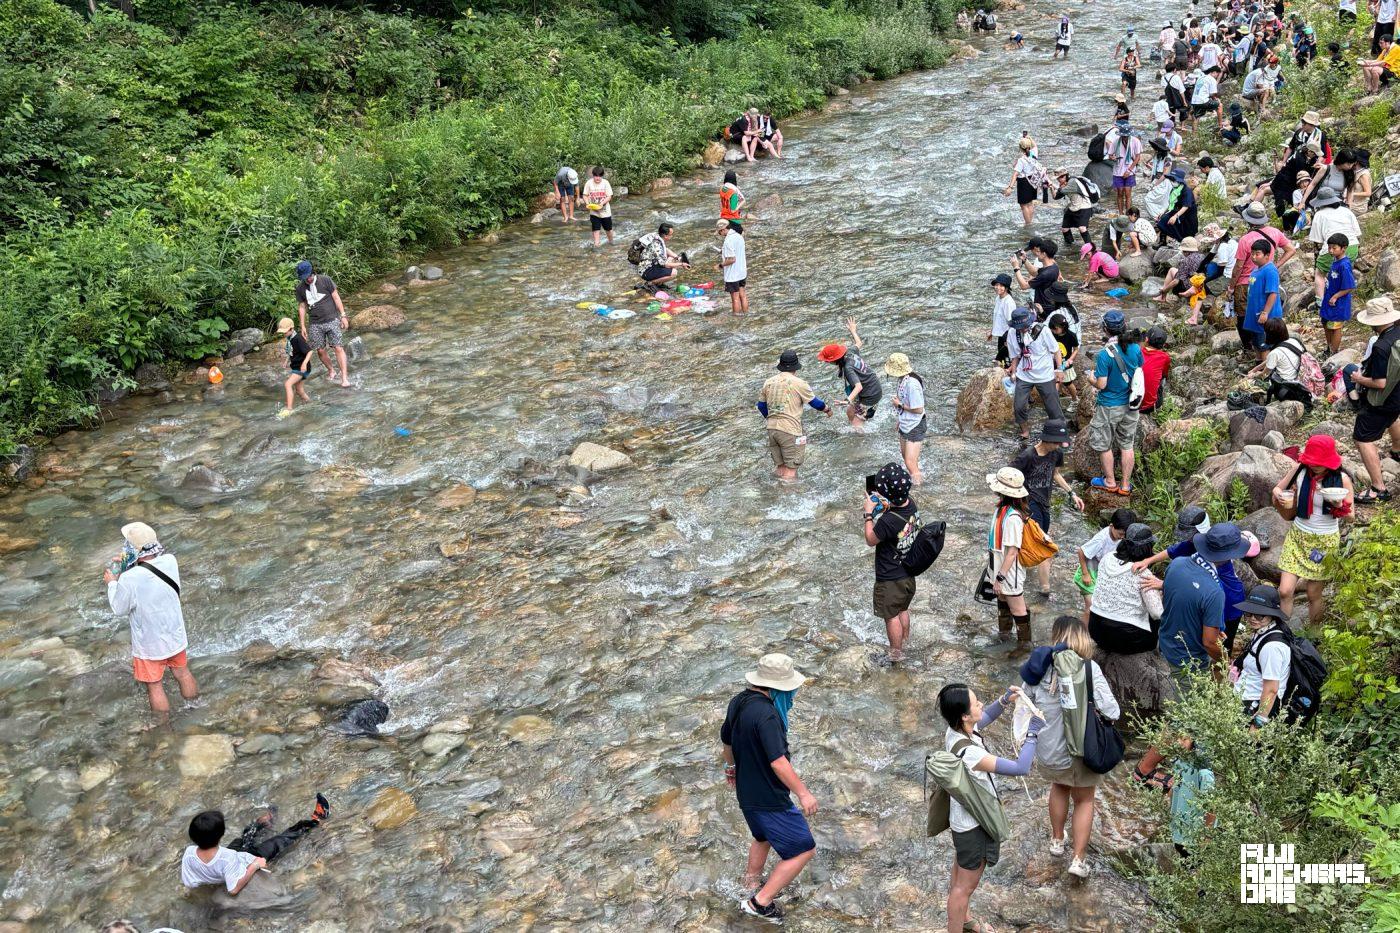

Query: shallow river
left=1, top=3, right=1173, bottom=929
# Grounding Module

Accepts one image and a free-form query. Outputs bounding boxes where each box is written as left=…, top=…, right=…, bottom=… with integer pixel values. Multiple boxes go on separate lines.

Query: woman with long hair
left=1003, top=137, right=1045, bottom=225
left=987, top=467, right=1033, bottom=642
left=1088, top=524, right=1163, bottom=653
left=1020, top=615, right=1121, bottom=879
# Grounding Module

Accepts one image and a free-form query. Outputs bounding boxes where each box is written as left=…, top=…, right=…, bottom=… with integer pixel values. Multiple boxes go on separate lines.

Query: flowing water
left=1, top=4, right=1175, bottom=929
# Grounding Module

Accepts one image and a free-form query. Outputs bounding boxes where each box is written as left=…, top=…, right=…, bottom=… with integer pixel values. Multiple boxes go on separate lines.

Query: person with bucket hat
left=1088, top=312, right=1143, bottom=495
left=1231, top=585, right=1293, bottom=726
left=757, top=351, right=832, bottom=482
left=275, top=317, right=314, bottom=418
left=1005, top=307, right=1065, bottom=447
left=986, top=467, right=1036, bottom=642
left=1155, top=236, right=1206, bottom=303
left=1131, top=523, right=1252, bottom=790
left=720, top=653, right=816, bottom=924
left=1103, top=119, right=1143, bottom=214
left=1157, top=165, right=1199, bottom=243
left=1004, top=136, right=1047, bottom=225
left=293, top=260, right=351, bottom=388
left=1352, top=297, right=1400, bottom=502
left=885, top=354, right=927, bottom=485
left=104, top=522, right=199, bottom=719
left=818, top=318, right=882, bottom=432
left=864, top=462, right=920, bottom=662
left=988, top=273, right=1016, bottom=365
left=1271, top=434, right=1354, bottom=624
left=1012, top=419, right=1085, bottom=599
left=1052, top=167, right=1096, bottom=248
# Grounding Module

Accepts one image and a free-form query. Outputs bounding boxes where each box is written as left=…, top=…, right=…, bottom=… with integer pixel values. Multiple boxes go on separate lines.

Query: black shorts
left=724, top=278, right=746, bottom=293
left=995, top=334, right=1010, bottom=365
left=642, top=264, right=671, bottom=281
left=1121, top=71, right=1137, bottom=91
left=589, top=215, right=613, bottom=232
left=953, top=826, right=1001, bottom=870
left=1383, top=70, right=1396, bottom=88
left=1192, top=102, right=1217, bottom=117
left=1016, top=177, right=1038, bottom=205
left=899, top=415, right=928, bottom=442
left=1027, top=498, right=1051, bottom=533
left=1062, top=207, right=1093, bottom=229
left=1354, top=402, right=1400, bottom=443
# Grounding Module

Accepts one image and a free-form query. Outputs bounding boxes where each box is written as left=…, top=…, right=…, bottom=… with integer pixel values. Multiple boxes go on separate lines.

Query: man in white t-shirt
left=1232, top=586, right=1293, bottom=727
left=717, top=220, right=748, bottom=313
left=988, top=273, right=1016, bottom=364
left=1189, top=67, right=1222, bottom=130
left=1004, top=308, right=1065, bottom=444
left=1372, top=0, right=1397, bottom=55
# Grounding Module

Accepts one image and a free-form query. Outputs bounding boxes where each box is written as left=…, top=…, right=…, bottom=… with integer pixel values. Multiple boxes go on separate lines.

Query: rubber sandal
left=1132, top=766, right=1173, bottom=793
left=1355, top=489, right=1391, bottom=504
left=1115, top=486, right=1133, bottom=496
left=1089, top=477, right=1119, bottom=491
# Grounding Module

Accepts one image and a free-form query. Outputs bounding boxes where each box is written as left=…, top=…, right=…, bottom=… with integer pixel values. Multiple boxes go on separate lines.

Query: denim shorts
left=741, top=806, right=816, bottom=859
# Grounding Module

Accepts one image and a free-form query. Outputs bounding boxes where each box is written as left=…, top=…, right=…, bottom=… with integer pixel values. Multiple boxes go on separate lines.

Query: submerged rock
left=179, top=734, right=235, bottom=779
left=568, top=442, right=633, bottom=473
left=332, top=698, right=389, bottom=736
left=367, top=787, right=416, bottom=830
left=421, top=732, right=464, bottom=756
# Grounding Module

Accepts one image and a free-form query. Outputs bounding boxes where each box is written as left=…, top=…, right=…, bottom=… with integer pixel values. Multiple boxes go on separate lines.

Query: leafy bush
left=1135, top=422, right=1226, bottom=529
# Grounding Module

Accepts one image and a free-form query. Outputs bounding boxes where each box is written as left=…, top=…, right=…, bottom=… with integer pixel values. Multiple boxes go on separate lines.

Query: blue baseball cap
left=294, top=260, right=313, bottom=279
left=1101, top=310, right=1125, bottom=332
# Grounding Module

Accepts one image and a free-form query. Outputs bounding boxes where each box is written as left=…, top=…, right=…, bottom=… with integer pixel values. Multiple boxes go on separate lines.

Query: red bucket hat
left=1298, top=434, right=1342, bottom=471
left=817, top=343, right=847, bottom=364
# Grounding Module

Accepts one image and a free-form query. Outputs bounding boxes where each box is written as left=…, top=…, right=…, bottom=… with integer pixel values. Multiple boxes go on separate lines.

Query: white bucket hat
left=986, top=467, right=1029, bottom=498
left=746, top=653, right=806, bottom=691
left=121, top=521, right=158, bottom=550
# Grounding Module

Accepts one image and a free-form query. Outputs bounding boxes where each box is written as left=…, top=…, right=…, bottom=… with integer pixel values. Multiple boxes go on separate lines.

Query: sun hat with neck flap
left=746, top=653, right=805, bottom=691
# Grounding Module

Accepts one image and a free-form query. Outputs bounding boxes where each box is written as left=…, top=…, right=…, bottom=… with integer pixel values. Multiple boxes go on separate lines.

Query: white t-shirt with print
left=181, top=845, right=258, bottom=892
left=1192, top=74, right=1218, bottom=105
left=583, top=178, right=613, bottom=218
left=1007, top=325, right=1059, bottom=383
left=896, top=375, right=926, bottom=433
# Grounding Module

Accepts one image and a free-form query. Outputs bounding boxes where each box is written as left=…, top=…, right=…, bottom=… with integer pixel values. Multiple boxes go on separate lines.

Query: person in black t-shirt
left=863, top=462, right=918, bottom=663
left=720, top=653, right=817, bottom=925
left=1010, top=419, right=1084, bottom=599
left=1011, top=239, right=1061, bottom=317
left=275, top=317, right=314, bottom=418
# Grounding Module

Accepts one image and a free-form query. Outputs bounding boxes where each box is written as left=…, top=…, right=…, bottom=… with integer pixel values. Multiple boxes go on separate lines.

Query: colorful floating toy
left=208, top=366, right=224, bottom=385
left=663, top=299, right=691, bottom=313
left=394, top=426, right=412, bottom=437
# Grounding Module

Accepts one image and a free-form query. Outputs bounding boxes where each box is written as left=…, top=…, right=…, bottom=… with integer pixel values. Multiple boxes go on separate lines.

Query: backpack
left=1049, top=650, right=1123, bottom=773
left=1087, top=132, right=1107, bottom=163
left=1275, top=338, right=1326, bottom=397
left=1232, top=626, right=1327, bottom=723
left=1105, top=343, right=1146, bottom=410
left=1074, top=176, right=1102, bottom=204
left=992, top=505, right=1058, bottom=568
left=626, top=237, right=648, bottom=266
left=925, top=737, right=1010, bottom=842
left=901, top=520, right=946, bottom=577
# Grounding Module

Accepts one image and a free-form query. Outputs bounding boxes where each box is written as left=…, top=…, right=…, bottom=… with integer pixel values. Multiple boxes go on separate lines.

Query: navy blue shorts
left=1027, top=498, right=1051, bottom=533
left=741, top=806, right=815, bottom=859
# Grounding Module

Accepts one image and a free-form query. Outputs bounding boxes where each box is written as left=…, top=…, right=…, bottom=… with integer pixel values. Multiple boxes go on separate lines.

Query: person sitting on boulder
left=1155, top=236, right=1207, bottom=304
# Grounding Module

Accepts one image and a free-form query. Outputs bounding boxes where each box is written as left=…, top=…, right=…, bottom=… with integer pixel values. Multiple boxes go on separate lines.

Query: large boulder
left=701, top=141, right=726, bottom=167
left=1239, top=505, right=1290, bottom=583
left=352, top=305, right=406, bottom=332
left=568, top=442, right=632, bottom=472
left=1184, top=444, right=1296, bottom=513
left=1376, top=248, right=1400, bottom=292
left=1211, top=330, right=1242, bottom=353
left=133, top=363, right=171, bottom=394
left=1324, top=348, right=1361, bottom=371
left=1096, top=649, right=1175, bottom=716
left=1153, top=246, right=1183, bottom=270
left=1308, top=420, right=1352, bottom=445
left=1066, top=424, right=1101, bottom=480
left=421, top=265, right=445, bottom=281
left=1267, top=400, right=1305, bottom=428
left=225, top=327, right=265, bottom=358
left=179, top=734, right=235, bottom=779
left=955, top=368, right=1014, bottom=433
left=1117, top=253, right=1155, bottom=285
left=1227, top=406, right=1288, bottom=450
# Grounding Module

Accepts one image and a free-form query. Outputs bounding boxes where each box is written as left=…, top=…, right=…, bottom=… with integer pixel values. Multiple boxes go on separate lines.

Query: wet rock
left=238, top=433, right=287, bottom=461
left=225, top=327, right=265, bottom=358
left=1375, top=248, right=1400, bottom=291
left=701, top=141, right=726, bottom=167
left=179, top=734, right=235, bottom=778
left=78, top=760, right=116, bottom=792
left=568, top=442, right=632, bottom=473
left=1068, top=123, right=1101, bottom=138
left=433, top=484, right=478, bottom=509
left=0, top=659, right=46, bottom=690
left=181, top=464, right=235, bottom=494
left=421, top=265, right=445, bottom=281
left=955, top=367, right=1014, bottom=433
left=405, top=277, right=446, bottom=289
left=313, top=658, right=380, bottom=691
left=752, top=194, right=783, bottom=215
left=376, top=282, right=400, bottom=294
left=422, top=732, right=464, bottom=756
left=367, top=787, right=416, bottom=830
left=502, top=714, right=552, bottom=744
left=722, top=148, right=745, bottom=163
left=1239, top=506, right=1290, bottom=583
left=24, top=769, right=79, bottom=820
left=1117, top=253, right=1155, bottom=285
left=1228, top=407, right=1287, bottom=450
left=1185, top=445, right=1295, bottom=513
left=1268, top=400, right=1305, bottom=427
left=351, top=305, right=406, bottom=332
left=438, top=535, right=472, bottom=558
left=0, top=535, right=39, bottom=556
left=1211, top=330, right=1242, bottom=353
left=332, top=698, right=389, bottom=736
left=647, top=176, right=674, bottom=192
left=429, top=717, right=472, bottom=734
left=235, top=734, right=287, bottom=756
left=133, top=362, right=172, bottom=394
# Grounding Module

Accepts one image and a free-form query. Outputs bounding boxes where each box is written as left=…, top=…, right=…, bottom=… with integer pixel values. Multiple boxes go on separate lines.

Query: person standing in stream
left=721, top=653, right=817, bottom=925
left=757, top=350, right=832, bottom=482
left=818, top=318, right=882, bottom=432
left=886, top=353, right=927, bottom=485
left=583, top=166, right=614, bottom=247
left=1011, top=419, right=1085, bottom=599
left=863, top=462, right=919, bottom=663
left=294, top=260, right=351, bottom=388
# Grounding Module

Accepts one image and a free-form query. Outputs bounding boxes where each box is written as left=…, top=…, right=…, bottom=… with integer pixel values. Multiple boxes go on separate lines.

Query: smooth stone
left=433, top=484, right=478, bottom=508
left=429, top=717, right=472, bottom=734
left=421, top=732, right=465, bottom=756
left=78, top=760, right=117, bottom=792
left=179, top=734, right=235, bottom=779
left=367, top=787, right=416, bottom=830
left=568, top=442, right=632, bottom=473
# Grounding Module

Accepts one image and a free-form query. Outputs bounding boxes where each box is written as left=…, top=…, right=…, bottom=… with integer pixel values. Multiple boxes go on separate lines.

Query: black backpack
left=1087, top=132, right=1107, bottom=163
left=1232, top=626, right=1327, bottom=724
left=901, top=520, right=946, bottom=577
left=626, top=237, right=647, bottom=266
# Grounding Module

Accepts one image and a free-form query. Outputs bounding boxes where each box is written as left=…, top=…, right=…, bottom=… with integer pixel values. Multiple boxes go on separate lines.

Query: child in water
left=181, top=794, right=330, bottom=895
left=276, top=317, right=313, bottom=418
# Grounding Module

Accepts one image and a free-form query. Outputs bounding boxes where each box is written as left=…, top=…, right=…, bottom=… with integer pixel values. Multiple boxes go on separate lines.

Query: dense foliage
left=0, top=0, right=954, bottom=451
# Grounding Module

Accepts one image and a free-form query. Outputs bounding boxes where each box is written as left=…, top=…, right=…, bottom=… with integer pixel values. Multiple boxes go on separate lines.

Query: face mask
left=770, top=688, right=797, bottom=729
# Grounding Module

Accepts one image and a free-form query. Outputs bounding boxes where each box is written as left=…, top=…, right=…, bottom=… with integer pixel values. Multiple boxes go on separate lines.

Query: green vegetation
left=1134, top=421, right=1225, bottom=528
left=0, top=0, right=957, bottom=452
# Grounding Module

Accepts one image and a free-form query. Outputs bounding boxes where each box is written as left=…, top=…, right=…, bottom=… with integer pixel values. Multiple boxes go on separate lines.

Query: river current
left=1, top=2, right=1174, bottom=928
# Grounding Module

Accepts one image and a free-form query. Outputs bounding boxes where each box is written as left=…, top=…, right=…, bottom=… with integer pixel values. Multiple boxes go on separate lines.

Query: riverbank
left=0, top=0, right=955, bottom=456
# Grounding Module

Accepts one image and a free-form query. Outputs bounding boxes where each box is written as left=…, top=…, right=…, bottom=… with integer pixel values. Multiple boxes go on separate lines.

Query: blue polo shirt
left=1158, top=555, right=1225, bottom=670
left=1167, top=540, right=1245, bottom=622
left=1243, top=261, right=1280, bottom=334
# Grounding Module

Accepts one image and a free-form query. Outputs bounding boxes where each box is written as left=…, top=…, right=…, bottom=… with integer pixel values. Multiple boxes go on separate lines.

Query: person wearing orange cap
left=818, top=318, right=883, bottom=431
left=1270, top=435, right=1354, bottom=624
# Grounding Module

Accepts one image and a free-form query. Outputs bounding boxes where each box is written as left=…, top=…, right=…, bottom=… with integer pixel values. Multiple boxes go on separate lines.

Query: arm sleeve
left=808, top=397, right=827, bottom=411
left=1091, top=662, right=1122, bottom=719
left=107, top=578, right=132, bottom=616
left=990, top=734, right=1038, bottom=776
left=977, top=696, right=1007, bottom=729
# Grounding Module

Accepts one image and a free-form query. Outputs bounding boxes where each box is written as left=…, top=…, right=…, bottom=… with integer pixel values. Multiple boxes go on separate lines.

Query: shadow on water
left=0, top=1, right=1173, bottom=928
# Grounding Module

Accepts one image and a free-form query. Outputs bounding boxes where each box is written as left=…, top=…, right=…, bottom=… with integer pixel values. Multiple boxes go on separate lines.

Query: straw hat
left=276, top=317, right=295, bottom=335
left=1301, top=110, right=1322, bottom=126
left=884, top=353, right=913, bottom=378
left=1180, top=236, right=1202, bottom=252
left=986, top=467, right=1029, bottom=498
left=121, top=522, right=158, bottom=550
left=746, top=653, right=806, bottom=691
left=1359, top=296, right=1400, bottom=327
left=1018, top=137, right=1035, bottom=152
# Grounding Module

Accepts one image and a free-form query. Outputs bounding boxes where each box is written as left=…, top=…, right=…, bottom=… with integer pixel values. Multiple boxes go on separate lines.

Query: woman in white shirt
left=1004, top=137, right=1046, bottom=225
left=104, top=521, right=199, bottom=716
left=1088, top=524, right=1164, bottom=654
left=1231, top=585, right=1294, bottom=727
left=1270, top=434, right=1354, bottom=624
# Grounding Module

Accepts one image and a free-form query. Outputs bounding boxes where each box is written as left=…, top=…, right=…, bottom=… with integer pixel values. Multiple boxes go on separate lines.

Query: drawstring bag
left=925, top=738, right=1010, bottom=842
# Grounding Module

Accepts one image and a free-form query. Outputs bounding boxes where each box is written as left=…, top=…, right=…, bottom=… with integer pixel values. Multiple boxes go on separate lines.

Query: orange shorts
left=133, top=650, right=188, bottom=683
